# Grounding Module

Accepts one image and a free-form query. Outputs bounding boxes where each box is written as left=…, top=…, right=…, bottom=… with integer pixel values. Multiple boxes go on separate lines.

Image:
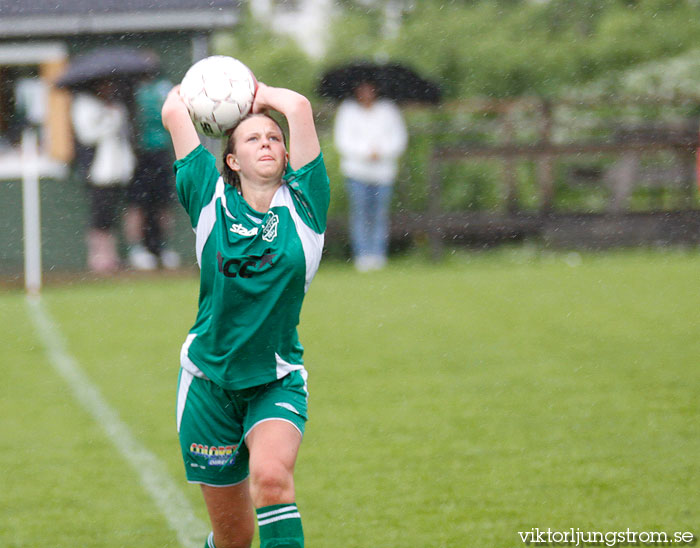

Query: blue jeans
left=346, top=178, right=393, bottom=260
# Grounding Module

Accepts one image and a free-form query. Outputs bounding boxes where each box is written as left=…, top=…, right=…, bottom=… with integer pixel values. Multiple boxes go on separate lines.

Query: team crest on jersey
left=230, top=223, right=258, bottom=237
left=262, top=213, right=279, bottom=242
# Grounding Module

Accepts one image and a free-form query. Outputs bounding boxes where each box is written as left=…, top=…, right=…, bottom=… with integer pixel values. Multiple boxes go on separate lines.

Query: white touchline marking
left=26, top=296, right=207, bottom=548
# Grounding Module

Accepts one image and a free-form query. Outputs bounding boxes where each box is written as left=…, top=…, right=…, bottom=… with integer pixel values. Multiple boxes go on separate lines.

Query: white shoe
left=128, top=244, right=158, bottom=271
left=160, top=248, right=181, bottom=270
left=367, top=255, right=387, bottom=270
left=355, top=255, right=386, bottom=272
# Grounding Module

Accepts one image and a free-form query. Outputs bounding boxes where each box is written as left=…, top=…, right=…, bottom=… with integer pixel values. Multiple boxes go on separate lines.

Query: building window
left=0, top=66, right=42, bottom=149
left=0, top=42, right=72, bottom=178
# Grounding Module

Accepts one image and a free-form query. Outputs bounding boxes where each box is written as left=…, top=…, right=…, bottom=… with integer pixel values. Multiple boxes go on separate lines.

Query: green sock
left=204, top=531, right=215, bottom=548
left=256, top=503, right=304, bottom=548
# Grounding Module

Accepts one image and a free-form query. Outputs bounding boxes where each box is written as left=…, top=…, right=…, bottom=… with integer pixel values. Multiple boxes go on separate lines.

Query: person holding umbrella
left=333, top=77, right=407, bottom=271
left=58, top=47, right=160, bottom=273
left=70, top=79, right=135, bottom=273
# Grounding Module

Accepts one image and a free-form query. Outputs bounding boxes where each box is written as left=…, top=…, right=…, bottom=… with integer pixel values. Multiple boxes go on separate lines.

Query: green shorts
left=176, top=367, right=308, bottom=486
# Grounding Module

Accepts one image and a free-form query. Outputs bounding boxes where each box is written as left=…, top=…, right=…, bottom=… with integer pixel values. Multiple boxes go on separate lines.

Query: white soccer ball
left=179, top=56, right=257, bottom=138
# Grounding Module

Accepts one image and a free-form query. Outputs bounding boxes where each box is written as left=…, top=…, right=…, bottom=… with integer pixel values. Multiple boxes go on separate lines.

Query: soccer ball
left=179, top=56, right=257, bottom=138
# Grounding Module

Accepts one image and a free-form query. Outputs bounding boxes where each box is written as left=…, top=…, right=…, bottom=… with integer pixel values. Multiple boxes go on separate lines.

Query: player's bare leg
left=200, top=479, right=255, bottom=548
left=247, top=420, right=304, bottom=548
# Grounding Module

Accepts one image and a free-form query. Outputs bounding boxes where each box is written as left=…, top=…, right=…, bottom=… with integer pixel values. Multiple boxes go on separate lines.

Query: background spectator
left=124, top=74, right=181, bottom=270
left=333, top=80, right=407, bottom=271
left=71, top=80, right=135, bottom=274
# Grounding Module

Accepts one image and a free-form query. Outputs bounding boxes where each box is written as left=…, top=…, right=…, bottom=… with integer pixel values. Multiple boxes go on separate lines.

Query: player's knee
left=250, top=464, right=294, bottom=505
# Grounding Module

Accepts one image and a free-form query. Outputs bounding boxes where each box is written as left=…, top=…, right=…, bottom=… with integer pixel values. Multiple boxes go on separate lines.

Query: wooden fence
left=326, top=98, right=700, bottom=258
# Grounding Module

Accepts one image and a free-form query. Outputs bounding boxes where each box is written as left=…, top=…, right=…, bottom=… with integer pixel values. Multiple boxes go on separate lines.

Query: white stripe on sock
left=257, top=512, right=302, bottom=527
left=257, top=505, right=298, bottom=520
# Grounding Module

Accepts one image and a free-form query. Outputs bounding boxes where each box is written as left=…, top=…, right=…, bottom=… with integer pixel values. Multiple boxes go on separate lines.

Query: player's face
left=227, top=115, right=287, bottom=183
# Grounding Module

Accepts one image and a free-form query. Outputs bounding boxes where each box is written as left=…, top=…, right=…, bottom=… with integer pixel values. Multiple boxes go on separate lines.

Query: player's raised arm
left=161, top=85, right=201, bottom=160
left=252, top=83, right=321, bottom=171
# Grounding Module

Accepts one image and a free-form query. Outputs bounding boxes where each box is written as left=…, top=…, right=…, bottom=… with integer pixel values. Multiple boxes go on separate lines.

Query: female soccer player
left=161, top=80, right=329, bottom=548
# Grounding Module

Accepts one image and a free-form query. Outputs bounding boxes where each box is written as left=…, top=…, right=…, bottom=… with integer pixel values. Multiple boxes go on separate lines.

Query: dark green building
left=0, top=0, right=242, bottom=276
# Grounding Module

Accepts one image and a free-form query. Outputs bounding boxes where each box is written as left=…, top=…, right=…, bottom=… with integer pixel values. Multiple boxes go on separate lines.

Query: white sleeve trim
left=271, top=185, right=324, bottom=292
left=194, top=177, right=225, bottom=267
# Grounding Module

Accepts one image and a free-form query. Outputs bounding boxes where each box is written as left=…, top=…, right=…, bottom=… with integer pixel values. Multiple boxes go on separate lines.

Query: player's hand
left=252, top=82, right=271, bottom=115
left=168, top=85, right=184, bottom=103
left=162, top=85, right=187, bottom=121
left=162, top=85, right=191, bottom=127
left=162, top=84, right=201, bottom=159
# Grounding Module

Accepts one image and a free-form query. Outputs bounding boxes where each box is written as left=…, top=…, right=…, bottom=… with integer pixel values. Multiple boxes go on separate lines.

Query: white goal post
left=22, top=128, right=42, bottom=295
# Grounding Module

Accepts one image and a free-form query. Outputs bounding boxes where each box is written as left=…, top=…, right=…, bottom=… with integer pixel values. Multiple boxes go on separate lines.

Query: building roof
left=0, top=0, right=242, bottom=37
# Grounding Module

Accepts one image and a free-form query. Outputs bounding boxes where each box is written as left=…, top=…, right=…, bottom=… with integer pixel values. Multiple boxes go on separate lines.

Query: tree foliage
left=324, top=0, right=700, bottom=100
left=212, top=1, right=700, bottom=101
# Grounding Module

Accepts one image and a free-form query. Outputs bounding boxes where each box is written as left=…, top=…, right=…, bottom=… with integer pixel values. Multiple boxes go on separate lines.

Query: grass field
left=2, top=248, right=699, bottom=548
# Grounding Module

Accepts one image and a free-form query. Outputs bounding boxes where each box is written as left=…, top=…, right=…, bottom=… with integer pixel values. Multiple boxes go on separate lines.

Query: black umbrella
left=318, top=61, right=441, bottom=104
left=56, top=47, right=159, bottom=91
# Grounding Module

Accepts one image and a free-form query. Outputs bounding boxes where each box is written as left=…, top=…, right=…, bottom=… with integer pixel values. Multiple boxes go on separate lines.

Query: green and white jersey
left=175, top=145, right=330, bottom=390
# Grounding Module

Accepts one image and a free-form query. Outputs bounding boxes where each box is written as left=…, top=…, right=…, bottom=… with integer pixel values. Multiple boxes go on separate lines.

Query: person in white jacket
left=333, top=80, right=407, bottom=271
left=71, top=81, right=135, bottom=273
